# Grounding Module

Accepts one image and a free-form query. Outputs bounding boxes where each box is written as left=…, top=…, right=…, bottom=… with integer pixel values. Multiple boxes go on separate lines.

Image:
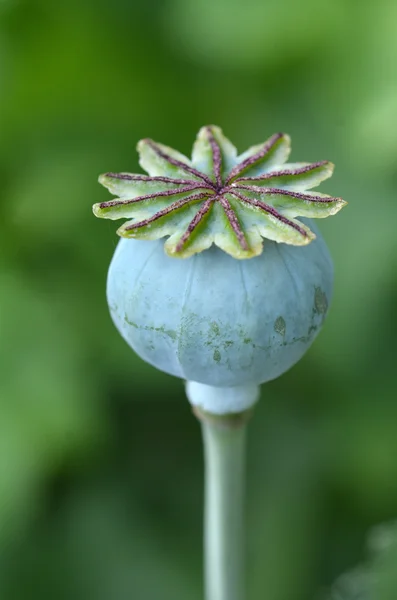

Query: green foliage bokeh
left=1, top=1, right=397, bottom=598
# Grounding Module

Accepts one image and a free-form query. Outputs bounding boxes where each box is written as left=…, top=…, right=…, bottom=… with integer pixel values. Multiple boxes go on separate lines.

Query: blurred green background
left=1, top=0, right=397, bottom=598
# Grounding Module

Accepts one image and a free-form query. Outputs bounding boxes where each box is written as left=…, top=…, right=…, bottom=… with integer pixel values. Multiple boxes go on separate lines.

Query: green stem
left=201, top=416, right=247, bottom=600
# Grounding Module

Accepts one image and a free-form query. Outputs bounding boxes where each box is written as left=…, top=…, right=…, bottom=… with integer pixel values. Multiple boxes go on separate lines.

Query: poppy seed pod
left=94, top=126, right=345, bottom=413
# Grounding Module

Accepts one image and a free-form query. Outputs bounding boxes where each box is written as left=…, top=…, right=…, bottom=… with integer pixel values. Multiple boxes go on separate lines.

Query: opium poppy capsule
left=93, top=126, right=346, bottom=414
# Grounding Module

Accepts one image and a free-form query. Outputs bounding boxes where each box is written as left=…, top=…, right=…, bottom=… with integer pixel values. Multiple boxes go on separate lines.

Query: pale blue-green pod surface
left=107, top=220, right=333, bottom=388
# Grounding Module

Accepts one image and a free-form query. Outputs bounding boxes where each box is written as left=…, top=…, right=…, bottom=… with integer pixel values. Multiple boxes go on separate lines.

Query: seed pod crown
left=93, top=126, right=346, bottom=259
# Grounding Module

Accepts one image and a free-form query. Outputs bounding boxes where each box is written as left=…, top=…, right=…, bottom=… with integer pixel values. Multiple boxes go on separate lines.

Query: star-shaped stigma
left=93, top=126, right=346, bottom=259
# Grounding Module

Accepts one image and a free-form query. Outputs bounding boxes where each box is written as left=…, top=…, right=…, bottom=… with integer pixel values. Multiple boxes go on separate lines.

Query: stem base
left=201, top=413, right=247, bottom=600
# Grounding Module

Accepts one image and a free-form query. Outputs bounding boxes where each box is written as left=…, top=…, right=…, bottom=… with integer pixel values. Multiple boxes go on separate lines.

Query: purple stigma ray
left=231, top=184, right=341, bottom=204
left=175, top=197, right=214, bottom=252
left=99, top=185, right=211, bottom=210
left=104, top=173, right=210, bottom=186
left=226, top=133, right=284, bottom=183
left=206, top=127, right=223, bottom=189
left=236, top=161, right=330, bottom=183
left=228, top=189, right=308, bottom=238
left=218, top=196, right=249, bottom=251
left=123, top=192, right=211, bottom=232
left=145, top=139, right=215, bottom=188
